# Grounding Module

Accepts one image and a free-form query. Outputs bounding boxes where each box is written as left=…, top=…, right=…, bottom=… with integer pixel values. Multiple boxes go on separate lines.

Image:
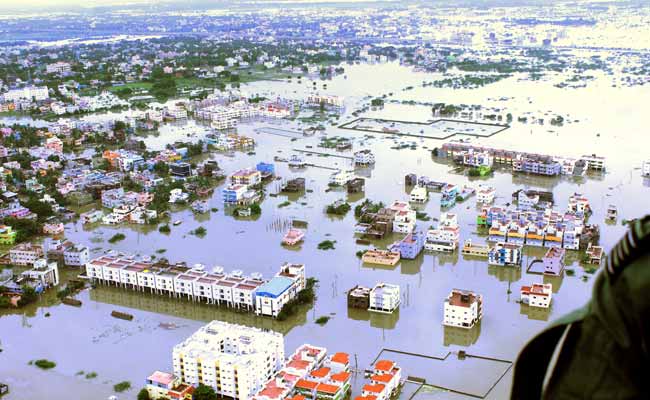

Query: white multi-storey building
left=46, top=62, right=72, bottom=75
left=521, top=283, right=553, bottom=308
left=329, top=169, right=355, bottom=186
left=173, top=321, right=284, bottom=400
left=63, top=245, right=89, bottom=266
left=354, top=149, right=375, bottom=165
left=389, top=201, right=417, bottom=233
left=488, top=242, right=523, bottom=266
left=9, top=243, right=44, bottom=266
left=3, top=86, right=49, bottom=102
left=85, top=256, right=303, bottom=317
left=425, top=212, right=460, bottom=252
left=20, top=259, right=59, bottom=288
left=368, top=283, right=400, bottom=314
left=581, top=154, right=606, bottom=172
left=255, top=263, right=305, bottom=317
left=477, top=186, right=496, bottom=204
left=409, top=185, right=428, bottom=203
left=443, top=289, right=483, bottom=329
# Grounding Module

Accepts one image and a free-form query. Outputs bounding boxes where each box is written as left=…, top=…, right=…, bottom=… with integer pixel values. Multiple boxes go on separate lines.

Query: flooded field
left=339, top=117, right=507, bottom=140
left=1, top=61, right=649, bottom=400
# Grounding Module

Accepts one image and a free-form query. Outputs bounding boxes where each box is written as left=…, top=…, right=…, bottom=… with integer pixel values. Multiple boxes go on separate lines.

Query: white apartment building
left=425, top=212, right=460, bottom=252
left=9, top=243, right=44, bottom=266
left=488, top=242, right=523, bottom=266
left=166, top=106, right=188, bottom=120
left=172, top=321, right=284, bottom=399
left=390, top=201, right=417, bottom=233
left=443, top=289, right=483, bottom=329
left=255, top=263, right=305, bottom=317
left=409, top=185, right=428, bottom=203
left=306, top=94, right=344, bottom=108
left=63, top=245, right=90, bottom=266
left=520, top=283, right=552, bottom=308
left=354, top=149, right=375, bottom=165
left=20, top=259, right=59, bottom=288
left=3, top=86, right=49, bottom=102
left=368, top=283, right=400, bottom=314
left=329, top=169, right=355, bottom=186
left=46, top=62, right=72, bottom=75
left=85, top=256, right=303, bottom=317
left=581, top=154, right=606, bottom=172
left=477, top=186, right=496, bottom=204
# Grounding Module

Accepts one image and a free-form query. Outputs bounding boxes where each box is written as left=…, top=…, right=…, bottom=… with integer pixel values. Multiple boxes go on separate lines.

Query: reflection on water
left=346, top=307, right=400, bottom=330
left=90, top=285, right=308, bottom=335
left=519, top=303, right=552, bottom=322
left=443, top=324, right=482, bottom=347
left=487, top=265, right=522, bottom=284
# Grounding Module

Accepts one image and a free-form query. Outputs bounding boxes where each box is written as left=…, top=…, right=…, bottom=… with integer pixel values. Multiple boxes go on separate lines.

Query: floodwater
left=1, top=60, right=649, bottom=400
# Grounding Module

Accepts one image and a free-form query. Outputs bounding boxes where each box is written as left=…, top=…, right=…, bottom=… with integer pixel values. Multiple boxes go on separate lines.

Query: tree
left=193, top=384, right=217, bottom=400
left=137, top=389, right=151, bottom=400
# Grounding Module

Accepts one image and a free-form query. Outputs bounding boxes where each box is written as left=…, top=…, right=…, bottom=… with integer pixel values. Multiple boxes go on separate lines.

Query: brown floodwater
left=1, top=61, right=649, bottom=400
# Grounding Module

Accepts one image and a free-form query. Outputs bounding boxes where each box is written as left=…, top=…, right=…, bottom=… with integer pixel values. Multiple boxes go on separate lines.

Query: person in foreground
left=511, top=215, right=650, bottom=399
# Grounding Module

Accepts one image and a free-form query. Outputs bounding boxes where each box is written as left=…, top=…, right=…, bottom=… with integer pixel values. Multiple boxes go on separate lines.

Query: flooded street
left=1, top=61, right=648, bottom=399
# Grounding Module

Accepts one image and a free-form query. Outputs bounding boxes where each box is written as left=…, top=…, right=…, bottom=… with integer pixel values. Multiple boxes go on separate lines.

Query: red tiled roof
left=310, top=367, right=331, bottom=378
left=295, top=379, right=318, bottom=390
left=374, top=360, right=394, bottom=372
left=371, top=374, right=394, bottom=383
left=287, top=359, right=311, bottom=370
left=331, top=352, right=350, bottom=365
left=363, top=383, right=385, bottom=394
left=317, top=383, right=341, bottom=395
left=330, top=371, right=351, bottom=383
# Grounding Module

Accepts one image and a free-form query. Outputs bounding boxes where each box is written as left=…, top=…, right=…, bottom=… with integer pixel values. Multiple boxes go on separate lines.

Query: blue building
left=256, top=162, right=275, bottom=177
left=441, top=184, right=459, bottom=208
left=254, top=276, right=296, bottom=317
left=396, top=230, right=425, bottom=259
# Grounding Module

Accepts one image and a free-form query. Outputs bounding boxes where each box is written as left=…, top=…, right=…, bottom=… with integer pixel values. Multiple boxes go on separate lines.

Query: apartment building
left=409, top=185, right=428, bottom=203
left=488, top=242, right=523, bottom=266
left=10, top=243, right=44, bottom=266
left=85, top=256, right=305, bottom=317
left=443, top=289, right=483, bottom=329
left=368, top=283, right=400, bottom=314
left=355, top=360, right=402, bottom=400
left=440, top=183, right=458, bottom=208
left=393, top=230, right=425, bottom=259
left=46, top=62, right=72, bottom=75
left=231, top=168, right=262, bottom=186
left=354, top=149, right=375, bottom=165
left=477, top=186, right=496, bottom=204
left=172, top=321, right=285, bottom=399
left=567, top=192, right=591, bottom=216
left=389, top=201, right=416, bottom=233
left=425, top=212, right=460, bottom=252
left=255, top=263, right=306, bottom=317
left=520, top=283, right=553, bottom=308
left=20, top=258, right=59, bottom=289
left=328, top=169, right=355, bottom=186
left=581, top=154, right=606, bottom=172
left=3, top=86, right=49, bottom=102
left=306, top=94, right=344, bottom=108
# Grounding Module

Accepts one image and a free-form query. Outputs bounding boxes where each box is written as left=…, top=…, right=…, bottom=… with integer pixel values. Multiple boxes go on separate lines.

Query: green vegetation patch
left=33, top=359, right=56, bottom=370
left=108, top=233, right=126, bottom=243
left=114, top=381, right=132, bottom=393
